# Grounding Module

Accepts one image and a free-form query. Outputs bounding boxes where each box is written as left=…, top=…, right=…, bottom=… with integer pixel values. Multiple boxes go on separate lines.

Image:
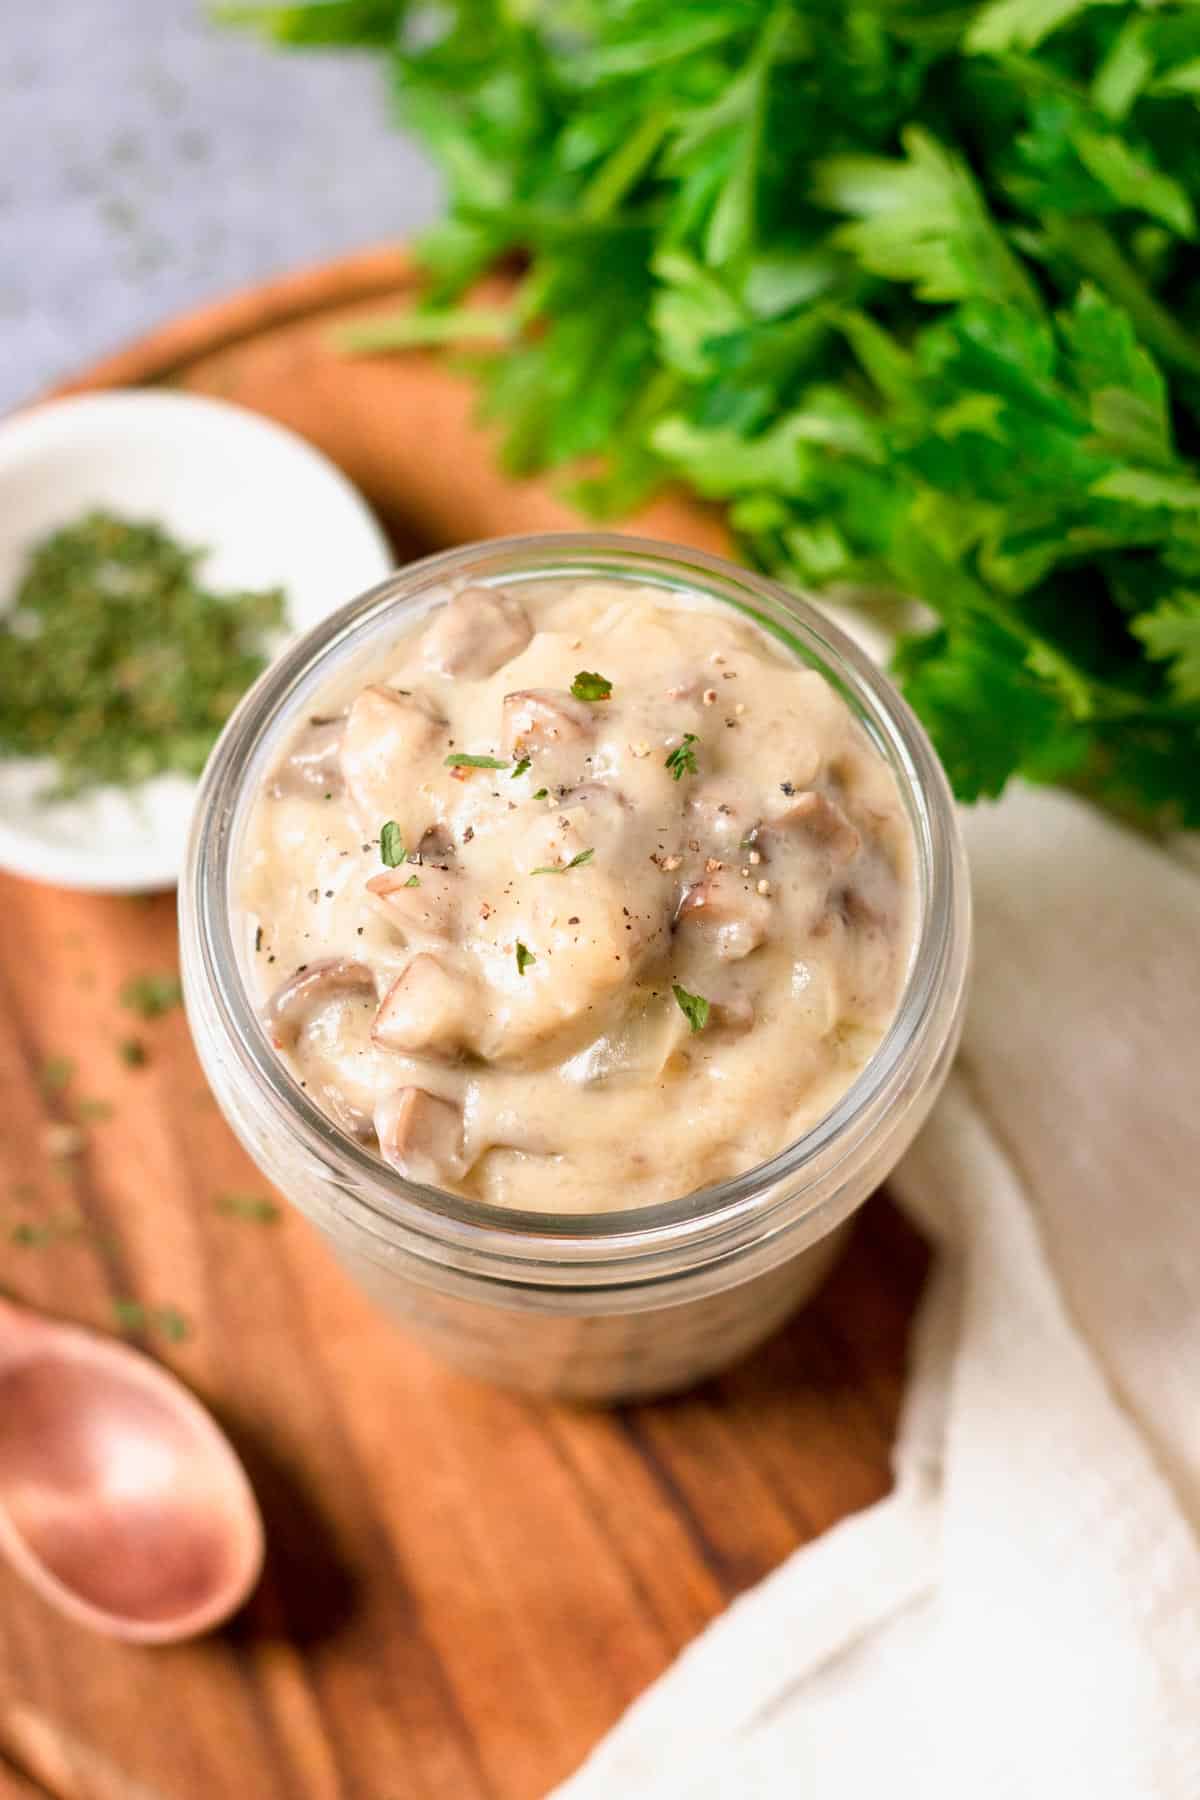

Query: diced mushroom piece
left=422, top=584, right=533, bottom=678
left=367, top=865, right=460, bottom=944
left=373, top=954, right=474, bottom=1057
left=709, top=994, right=755, bottom=1035
left=768, top=790, right=860, bottom=864
left=265, top=961, right=381, bottom=1141
left=269, top=717, right=345, bottom=799
left=553, top=783, right=634, bottom=857
left=266, top=960, right=377, bottom=1050
left=502, top=689, right=594, bottom=758
left=340, top=685, right=446, bottom=824
left=676, top=873, right=770, bottom=961
left=685, top=779, right=755, bottom=853
left=375, top=1087, right=465, bottom=1185
left=417, top=823, right=455, bottom=863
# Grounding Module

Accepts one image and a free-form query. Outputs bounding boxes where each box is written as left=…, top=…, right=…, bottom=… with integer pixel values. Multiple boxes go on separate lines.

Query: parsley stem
left=336, top=306, right=517, bottom=355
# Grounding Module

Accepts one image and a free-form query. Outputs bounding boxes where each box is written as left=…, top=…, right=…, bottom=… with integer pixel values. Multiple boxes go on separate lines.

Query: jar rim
left=181, top=532, right=970, bottom=1278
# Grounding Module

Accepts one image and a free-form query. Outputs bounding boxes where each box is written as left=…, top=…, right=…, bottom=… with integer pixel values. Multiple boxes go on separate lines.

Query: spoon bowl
left=0, top=1298, right=264, bottom=1643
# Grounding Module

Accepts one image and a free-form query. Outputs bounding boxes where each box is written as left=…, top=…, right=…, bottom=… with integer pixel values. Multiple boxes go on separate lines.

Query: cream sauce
left=241, top=580, right=915, bottom=1212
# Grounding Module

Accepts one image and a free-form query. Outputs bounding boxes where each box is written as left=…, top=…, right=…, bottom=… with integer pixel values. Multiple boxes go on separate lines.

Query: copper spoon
left=0, top=1296, right=264, bottom=1643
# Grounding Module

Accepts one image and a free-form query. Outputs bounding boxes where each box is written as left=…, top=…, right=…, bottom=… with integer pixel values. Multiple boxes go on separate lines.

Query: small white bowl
left=0, top=391, right=393, bottom=892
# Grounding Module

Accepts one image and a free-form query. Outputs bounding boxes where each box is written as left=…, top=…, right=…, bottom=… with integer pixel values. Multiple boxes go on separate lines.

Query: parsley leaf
left=532, top=848, right=595, bottom=874
left=444, top=753, right=510, bottom=770
left=672, top=983, right=711, bottom=1034
left=515, top=941, right=536, bottom=975
left=379, top=820, right=406, bottom=867
left=570, top=671, right=613, bottom=702
left=511, top=756, right=532, bottom=778
left=665, top=733, right=699, bottom=780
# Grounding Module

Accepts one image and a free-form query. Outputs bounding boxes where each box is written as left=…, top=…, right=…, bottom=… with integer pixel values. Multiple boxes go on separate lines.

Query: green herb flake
left=215, top=1192, right=281, bottom=1224
left=7, top=1213, right=85, bottom=1249
left=118, top=1037, right=148, bottom=1068
left=40, top=1055, right=75, bottom=1093
left=444, top=753, right=510, bottom=770
left=77, top=1098, right=113, bottom=1123
left=379, top=820, right=406, bottom=867
left=533, top=787, right=549, bottom=799
left=672, top=984, right=711, bottom=1034
left=113, top=1299, right=191, bottom=1342
left=532, top=847, right=595, bottom=874
left=570, top=671, right=613, bottom=702
left=515, top=941, right=536, bottom=975
left=404, top=873, right=421, bottom=887
left=511, top=756, right=532, bottom=778
left=0, top=511, right=285, bottom=799
left=120, top=972, right=183, bottom=1020
left=665, top=734, right=699, bottom=781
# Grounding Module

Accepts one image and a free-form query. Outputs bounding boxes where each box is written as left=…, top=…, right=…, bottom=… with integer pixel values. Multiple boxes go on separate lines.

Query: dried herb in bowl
left=0, top=511, right=286, bottom=799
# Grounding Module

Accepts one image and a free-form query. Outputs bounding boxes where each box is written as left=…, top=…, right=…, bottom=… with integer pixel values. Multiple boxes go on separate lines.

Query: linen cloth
left=554, top=784, right=1200, bottom=1799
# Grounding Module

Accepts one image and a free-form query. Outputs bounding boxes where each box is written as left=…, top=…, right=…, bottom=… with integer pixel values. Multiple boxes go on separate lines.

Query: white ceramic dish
left=0, top=390, right=393, bottom=892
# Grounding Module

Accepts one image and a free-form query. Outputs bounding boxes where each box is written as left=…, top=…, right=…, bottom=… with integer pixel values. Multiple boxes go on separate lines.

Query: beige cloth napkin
left=554, top=785, right=1200, bottom=1798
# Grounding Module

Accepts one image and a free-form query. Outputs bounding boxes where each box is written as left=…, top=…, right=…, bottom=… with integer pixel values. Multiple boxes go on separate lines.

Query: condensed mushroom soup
left=241, top=579, right=916, bottom=1213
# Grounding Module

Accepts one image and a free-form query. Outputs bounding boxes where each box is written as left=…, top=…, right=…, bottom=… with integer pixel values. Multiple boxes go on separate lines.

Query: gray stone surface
left=3, top=0, right=440, bottom=411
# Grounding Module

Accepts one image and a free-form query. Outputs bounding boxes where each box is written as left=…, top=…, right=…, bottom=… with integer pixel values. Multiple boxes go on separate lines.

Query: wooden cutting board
left=0, top=248, right=926, bottom=1800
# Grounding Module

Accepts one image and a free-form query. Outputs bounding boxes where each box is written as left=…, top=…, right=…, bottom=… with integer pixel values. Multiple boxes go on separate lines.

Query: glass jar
left=180, top=535, right=970, bottom=1401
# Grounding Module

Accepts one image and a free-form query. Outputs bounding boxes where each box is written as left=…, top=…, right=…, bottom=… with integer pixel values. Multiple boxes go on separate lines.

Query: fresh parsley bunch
left=228, top=0, right=1200, bottom=825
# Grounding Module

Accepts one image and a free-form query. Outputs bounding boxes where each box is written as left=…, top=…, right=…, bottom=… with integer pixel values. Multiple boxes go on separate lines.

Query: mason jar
left=180, top=534, right=970, bottom=1401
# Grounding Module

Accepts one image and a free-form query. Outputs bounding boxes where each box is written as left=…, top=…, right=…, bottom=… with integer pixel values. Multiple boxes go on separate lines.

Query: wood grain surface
left=0, top=248, right=927, bottom=1800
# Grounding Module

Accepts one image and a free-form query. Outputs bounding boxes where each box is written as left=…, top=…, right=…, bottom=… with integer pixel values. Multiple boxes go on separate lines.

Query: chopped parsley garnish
left=533, top=787, right=548, bottom=799
left=511, top=756, right=531, bottom=778
left=215, top=1192, right=281, bottom=1224
left=672, top=984, right=710, bottom=1034
left=379, top=820, right=406, bottom=867
left=532, top=848, right=595, bottom=874
left=444, top=752, right=510, bottom=770
left=515, top=940, right=536, bottom=975
left=120, top=972, right=183, bottom=1019
left=404, top=873, right=421, bottom=887
left=118, top=1037, right=148, bottom=1068
left=77, top=1098, right=113, bottom=1123
left=570, top=671, right=612, bottom=702
left=665, top=734, right=699, bottom=781
left=0, top=511, right=285, bottom=800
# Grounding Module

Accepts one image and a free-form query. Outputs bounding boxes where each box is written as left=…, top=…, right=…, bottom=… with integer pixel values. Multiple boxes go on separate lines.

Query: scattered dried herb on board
left=112, top=1299, right=191, bottom=1342
left=7, top=1213, right=86, bottom=1249
left=215, top=1192, right=281, bottom=1224
left=0, top=511, right=286, bottom=798
left=120, top=972, right=183, bottom=1019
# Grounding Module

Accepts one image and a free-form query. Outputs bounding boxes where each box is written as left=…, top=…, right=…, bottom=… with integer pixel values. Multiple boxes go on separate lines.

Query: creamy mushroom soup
left=240, top=580, right=916, bottom=1213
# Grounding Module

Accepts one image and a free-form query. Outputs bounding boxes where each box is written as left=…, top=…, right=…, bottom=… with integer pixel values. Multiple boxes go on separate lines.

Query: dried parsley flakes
left=0, top=511, right=285, bottom=798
